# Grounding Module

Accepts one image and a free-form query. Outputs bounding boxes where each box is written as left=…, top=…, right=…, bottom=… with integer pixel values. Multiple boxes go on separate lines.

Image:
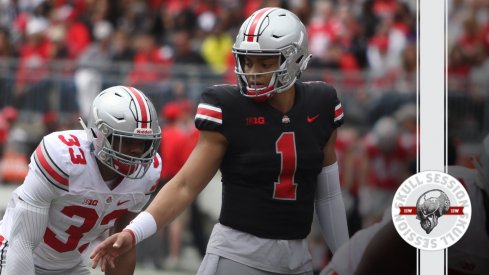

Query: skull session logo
left=392, top=171, right=471, bottom=250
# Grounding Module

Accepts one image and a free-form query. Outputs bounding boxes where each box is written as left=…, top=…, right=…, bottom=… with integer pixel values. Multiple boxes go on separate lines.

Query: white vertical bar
left=419, top=0, right=446, bottom=273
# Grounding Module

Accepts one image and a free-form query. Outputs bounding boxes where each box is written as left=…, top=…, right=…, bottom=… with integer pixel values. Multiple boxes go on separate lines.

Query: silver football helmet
left=80, top=86, right=161, bottom=179
left=232, top=7, right=311, bottom=99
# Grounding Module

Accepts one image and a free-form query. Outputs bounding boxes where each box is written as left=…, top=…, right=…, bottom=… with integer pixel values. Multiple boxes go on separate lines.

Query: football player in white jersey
left=319, top=209, right=416, bottom=275
left=446, top=135, right=489, bottom=275
left=0, top=85, right=162, bottom=275
left=320, top=135, right=489, bottom=275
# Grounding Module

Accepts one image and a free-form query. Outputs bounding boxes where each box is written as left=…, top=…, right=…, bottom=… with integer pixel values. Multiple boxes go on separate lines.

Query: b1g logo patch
left=392, top=171, right=471, bottom=250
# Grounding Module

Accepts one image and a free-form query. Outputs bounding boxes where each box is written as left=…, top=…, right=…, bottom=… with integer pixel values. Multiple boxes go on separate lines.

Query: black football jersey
left=195, top=81, right=344, bottom=239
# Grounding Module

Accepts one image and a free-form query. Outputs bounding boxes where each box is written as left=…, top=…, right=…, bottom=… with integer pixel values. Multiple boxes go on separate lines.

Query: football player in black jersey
left=91, top=7, right=350, bottom=275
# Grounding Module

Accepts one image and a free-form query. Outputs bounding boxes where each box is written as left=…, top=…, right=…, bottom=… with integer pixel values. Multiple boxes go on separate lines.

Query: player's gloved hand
left=89, top=230, right=135, bottom=272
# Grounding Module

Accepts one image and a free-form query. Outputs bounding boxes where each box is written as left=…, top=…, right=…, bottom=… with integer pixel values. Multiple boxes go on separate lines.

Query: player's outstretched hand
left=90, top=231, right=134, bottom=272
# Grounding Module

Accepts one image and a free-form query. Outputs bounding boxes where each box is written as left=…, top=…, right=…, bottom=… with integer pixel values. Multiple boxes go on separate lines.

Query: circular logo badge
left=391, top=171, right=472, bottom=251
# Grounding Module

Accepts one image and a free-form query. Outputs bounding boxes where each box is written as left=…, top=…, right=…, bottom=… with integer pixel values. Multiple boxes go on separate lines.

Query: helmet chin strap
left=246, top=72, right=291, bottom=100
left=245, top=87, right=273, bottom=102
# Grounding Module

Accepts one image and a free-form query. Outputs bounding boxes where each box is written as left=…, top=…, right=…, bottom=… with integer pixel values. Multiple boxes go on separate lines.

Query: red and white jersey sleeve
left=447, top=166, right=489, bottom=275
left=0, top=129, right=161, bottom=271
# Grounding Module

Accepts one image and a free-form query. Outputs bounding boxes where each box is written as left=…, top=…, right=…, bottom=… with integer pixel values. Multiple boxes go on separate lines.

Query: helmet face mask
left=232, top=8, right=311, bottom=100
left=82, top=86, right=161, bottom=179
left=234, top=52, right=283, bottom=99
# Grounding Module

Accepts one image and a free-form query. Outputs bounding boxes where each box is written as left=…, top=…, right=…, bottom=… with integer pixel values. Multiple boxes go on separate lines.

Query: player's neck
left=268, top=88, right=295, bottom=113
left=96, top=158, right=121, bottom=181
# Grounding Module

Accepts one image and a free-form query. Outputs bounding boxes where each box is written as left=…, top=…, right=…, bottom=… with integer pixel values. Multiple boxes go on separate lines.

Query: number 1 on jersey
left=274, top=132, right=297, bottom=200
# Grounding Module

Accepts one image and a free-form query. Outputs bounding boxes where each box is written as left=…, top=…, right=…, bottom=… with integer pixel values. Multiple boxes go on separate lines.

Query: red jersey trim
left=34, top=140, right=69, bottom=191
left=334, top=103, right=344, bottom=123
left=195, top=103, right=223, bottom=124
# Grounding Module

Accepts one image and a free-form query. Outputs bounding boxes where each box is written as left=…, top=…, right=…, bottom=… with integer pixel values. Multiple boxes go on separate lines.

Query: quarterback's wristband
left=123, top=211, right=157, bottom=245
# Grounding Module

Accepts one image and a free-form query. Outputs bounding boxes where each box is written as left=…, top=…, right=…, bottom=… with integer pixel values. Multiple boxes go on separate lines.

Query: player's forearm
left=125, top=131, right=224, bottom=244
left=316, top=195, right=349, bottom=253
left=123, top=166, right=208, bottom=245
left=146, top=135, right=223, bottom=229
left=105, top=247, right=136, bottom=275
left=315, top=162, right=349, bottom=253
left=146, top=170, right=202, bottom=229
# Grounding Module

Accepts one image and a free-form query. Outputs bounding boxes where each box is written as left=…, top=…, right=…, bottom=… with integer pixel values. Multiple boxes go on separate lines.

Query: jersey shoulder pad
left=301, top=81, right=335, bottom=94
left=32, top=130, right=88, bottom=191
left=301, top=81, right=344, bottom=127
left=447, top=166, right=477, bottom=188
left=447, top=165, right=474, bottom=177
left=195, top=85, right=236, bottom=132
left=150, top=152, right=162, bottom=180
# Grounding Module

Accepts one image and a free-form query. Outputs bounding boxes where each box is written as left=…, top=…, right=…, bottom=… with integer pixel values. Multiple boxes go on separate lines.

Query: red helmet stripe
left=127, top=86, right=150, bottom=129
left=245, top=8, right=276, bottom=42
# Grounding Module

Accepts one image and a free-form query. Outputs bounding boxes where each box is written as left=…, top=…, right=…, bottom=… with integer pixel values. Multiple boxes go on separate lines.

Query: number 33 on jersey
left=0, top=130, right=161, bottom=270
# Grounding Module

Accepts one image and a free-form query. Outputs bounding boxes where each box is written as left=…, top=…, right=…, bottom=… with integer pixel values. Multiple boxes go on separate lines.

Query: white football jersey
left=0, top=130, right=161, bottom=270
left=447, top=166, right=489, bottom=275
left=323, top=166, right=489, bottom=275
left=320, top=210, right=392, bottom=275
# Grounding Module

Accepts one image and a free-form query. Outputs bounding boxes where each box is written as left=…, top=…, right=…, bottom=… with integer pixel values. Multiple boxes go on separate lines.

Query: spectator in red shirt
left=372, top=0, right=398, bottom=21
left=448, top=44, right=471, bottom=91
left=0, top=106, right=18, bottom=157
left=160, top=102, right=188, bottom=180
left=307, top=0, right=341, bottom=65
left=162, top=99, right=201, bottom=270
left=126, top=33, right=172, bottom=87
left=359, top=116, right=410, bottom=227
left=56, top=6, right=91, bottom=60
left=458, top=17, right=481, bottom=64
left=335, top=126, right=367, bottom=236
left=13, top=17, right=53, bottom=112
left=139, top=99, right=200, bottom=270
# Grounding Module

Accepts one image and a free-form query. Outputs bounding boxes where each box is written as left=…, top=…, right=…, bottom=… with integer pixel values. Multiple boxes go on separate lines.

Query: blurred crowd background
left=0, top=0, right=487, bottom=273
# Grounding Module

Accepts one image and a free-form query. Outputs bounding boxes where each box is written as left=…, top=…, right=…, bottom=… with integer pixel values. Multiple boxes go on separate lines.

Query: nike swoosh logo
left=307, top=114, right=319, bottom=123
left=117, top=200, right=130, bottom=206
